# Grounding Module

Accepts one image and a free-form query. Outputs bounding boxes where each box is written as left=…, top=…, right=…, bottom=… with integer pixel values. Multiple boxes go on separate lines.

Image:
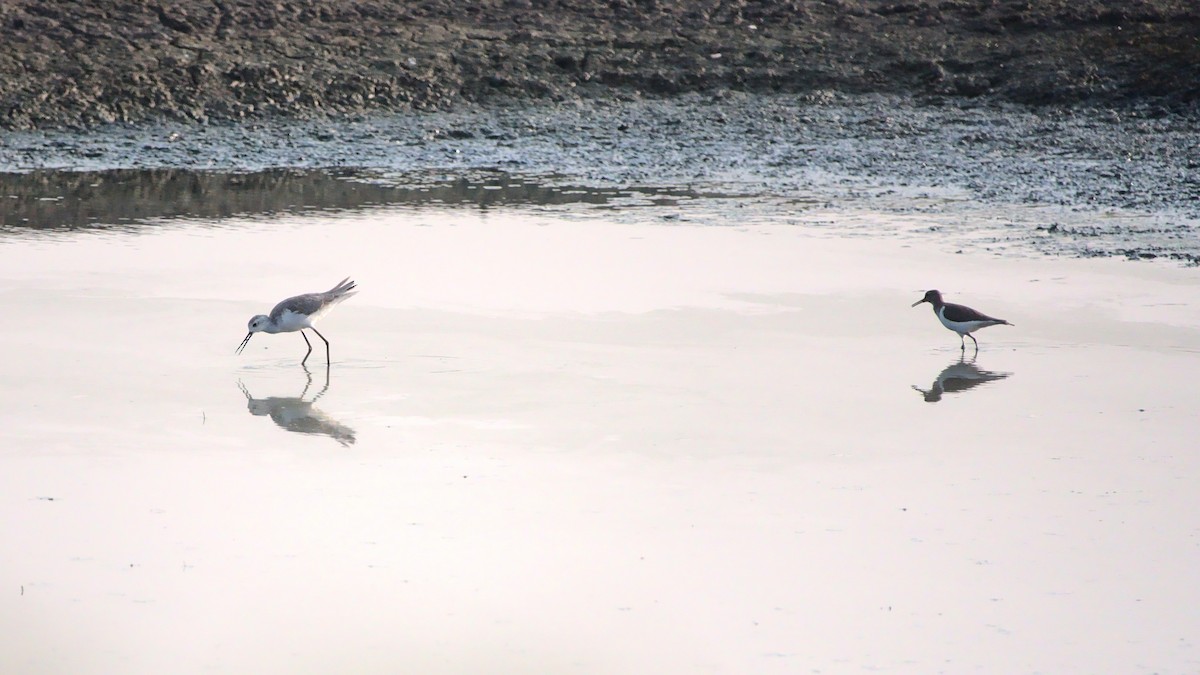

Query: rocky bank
left=1, top=0, right=1198, bottom=129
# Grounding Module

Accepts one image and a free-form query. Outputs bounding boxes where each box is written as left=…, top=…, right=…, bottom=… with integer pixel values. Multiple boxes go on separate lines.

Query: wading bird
left=237, top=278, right=357, bottom=365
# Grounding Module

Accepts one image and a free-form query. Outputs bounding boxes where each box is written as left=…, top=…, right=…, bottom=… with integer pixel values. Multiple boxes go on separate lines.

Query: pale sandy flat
left=2, top=207, right=1198, bottom=674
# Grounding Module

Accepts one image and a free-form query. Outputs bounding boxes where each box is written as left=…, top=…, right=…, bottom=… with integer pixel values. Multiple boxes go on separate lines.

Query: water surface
left=2, top=182, right=1198, bottom=673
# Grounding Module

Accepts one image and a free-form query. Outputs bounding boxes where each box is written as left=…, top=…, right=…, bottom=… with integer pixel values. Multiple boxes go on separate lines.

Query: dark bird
left=912, top=289, right=1011, bottom=351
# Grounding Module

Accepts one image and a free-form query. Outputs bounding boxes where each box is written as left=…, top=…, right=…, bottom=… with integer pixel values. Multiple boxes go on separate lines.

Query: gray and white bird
left=912, top=289, right=1011, bottom=351
left=237, top=278, right=358, bottom=365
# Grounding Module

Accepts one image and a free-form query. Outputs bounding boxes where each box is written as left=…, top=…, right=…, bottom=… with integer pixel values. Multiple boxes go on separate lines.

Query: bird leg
left=968, top=333, right=979, bottom=351
left=310, top=327, right=332, bottom=364
left=300, top=330, right=314, bottom=365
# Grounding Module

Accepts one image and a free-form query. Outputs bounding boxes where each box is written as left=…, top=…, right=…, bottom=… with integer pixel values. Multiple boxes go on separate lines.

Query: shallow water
left=2, top=181, right=1198, bottom=673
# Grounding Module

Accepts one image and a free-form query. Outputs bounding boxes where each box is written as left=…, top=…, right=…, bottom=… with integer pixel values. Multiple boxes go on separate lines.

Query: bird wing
left=270, top=292, right=325, bottom=321
left=941, top=302, right=1003, bottom=323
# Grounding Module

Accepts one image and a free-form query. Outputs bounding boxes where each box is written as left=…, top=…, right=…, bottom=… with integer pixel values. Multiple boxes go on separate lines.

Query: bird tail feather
left=326, top=277, right=358, bottom=302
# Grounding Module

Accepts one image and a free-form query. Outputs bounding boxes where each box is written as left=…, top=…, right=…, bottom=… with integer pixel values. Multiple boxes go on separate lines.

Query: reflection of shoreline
left=0, top=168, right=712, bottom=232
left=238, top=366, right=356, bottom=447
left=913, top=356, right=1012, bottom=403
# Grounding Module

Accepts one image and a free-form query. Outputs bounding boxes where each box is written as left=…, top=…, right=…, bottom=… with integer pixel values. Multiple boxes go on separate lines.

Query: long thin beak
left=912, top=299, right=927, bottom=307
left=236, top=332, right=253, bottom=354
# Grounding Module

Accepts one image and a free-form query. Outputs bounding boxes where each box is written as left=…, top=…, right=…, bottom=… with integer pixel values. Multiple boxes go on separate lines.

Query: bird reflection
left=238, top=365, right=356, bottom=446
left=913, top=355, right=1012, bottom=403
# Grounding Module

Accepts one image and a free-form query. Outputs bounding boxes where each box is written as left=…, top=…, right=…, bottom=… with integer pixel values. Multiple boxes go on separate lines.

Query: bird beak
left=236, top=332, right=253, bottom=354
left=911, top=298, right=926, bottom=307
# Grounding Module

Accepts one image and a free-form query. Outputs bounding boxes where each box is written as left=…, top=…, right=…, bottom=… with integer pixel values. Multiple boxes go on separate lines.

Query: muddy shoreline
left=3, top=1, right=1198, bottom=267
left=2, top=0, right=1199, bottom=130
left=2, top=94, right=1198, bottom=265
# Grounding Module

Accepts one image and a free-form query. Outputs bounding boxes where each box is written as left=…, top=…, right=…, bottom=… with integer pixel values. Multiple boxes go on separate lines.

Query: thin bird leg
left=300, top=330, right=314, bottom=365
left=310, top=327, right=332, bottom=364
left=959, top=334, right=966, bottom=350
left=968, top=333, right=980, bottom=351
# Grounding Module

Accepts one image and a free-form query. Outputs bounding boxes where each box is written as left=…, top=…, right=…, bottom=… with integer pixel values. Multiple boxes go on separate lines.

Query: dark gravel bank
left=2, top=0, right=1198, bottom=129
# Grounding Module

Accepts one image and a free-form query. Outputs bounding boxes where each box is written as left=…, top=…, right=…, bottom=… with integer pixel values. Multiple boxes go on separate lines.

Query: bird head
left=236, top=314, right=271, bottom=354
left=912, top=290, right=943, bottom=307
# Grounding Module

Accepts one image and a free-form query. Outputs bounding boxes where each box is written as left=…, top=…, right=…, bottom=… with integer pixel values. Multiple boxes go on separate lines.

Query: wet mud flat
left=3, top=94, right=1198, bottom=264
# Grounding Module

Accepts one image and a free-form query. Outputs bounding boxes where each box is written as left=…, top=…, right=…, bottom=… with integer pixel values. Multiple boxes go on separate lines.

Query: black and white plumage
left=912, top=289, right=1011, bottom=350
left=237, top=278, right=358, bottom=365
